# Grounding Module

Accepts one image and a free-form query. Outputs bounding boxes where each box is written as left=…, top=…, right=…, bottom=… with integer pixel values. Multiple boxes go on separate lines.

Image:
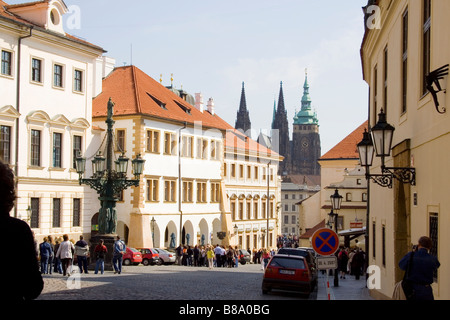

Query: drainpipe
left=14, top=27, right=33, bottom=219
left=178, top=122, right=187, bottom=246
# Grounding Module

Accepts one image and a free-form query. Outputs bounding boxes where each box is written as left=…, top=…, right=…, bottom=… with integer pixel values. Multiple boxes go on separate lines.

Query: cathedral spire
left=277, top=81, right=287, bottom=114
left=271, top=99, right=277, bottom=129
left=294, top=71, right=318, bottom=125
left=239, top=82, right=248, bottom=113
left=235, top=82, right=251, bottom=134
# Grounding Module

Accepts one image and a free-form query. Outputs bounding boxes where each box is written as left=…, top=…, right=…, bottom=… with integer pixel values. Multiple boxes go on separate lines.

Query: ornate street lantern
left=330, top=189, right=343, bottom=212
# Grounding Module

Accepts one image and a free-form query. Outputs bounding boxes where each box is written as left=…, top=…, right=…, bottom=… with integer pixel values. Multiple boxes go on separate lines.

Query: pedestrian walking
left=338, top=248, right=349, bottom=279
left=220, top=245, right=227, bottom=267
left=193, top=245, right=199, bottom=267
left=113, top=235, right=126, bottom=274
left=226, top=246, right=234, bottom=268
left=94, top=239, right=108, bottom=274
left=399, top=236, right=440, bottom=300
left=351, top=248, right=365, bottom=280
left=39, top=237, right=52, bottom=274
left=0, top=160, right=43, bottom=300
left=175, top=244, right=183, bottom=265
left=47, top=235, right=55, bottom=274
left=187, top=245, right=193, bottom=266
left=56, top=234, right=75, bottom=276
left=53, top=237, right=63, bottom=274
left=214, top=245, right=222, bottom=267
left=74, top=235, right=90, bottom=274
left=262, top=249, right=270, bottom=269
left=207, top=246, right=215, bottom=269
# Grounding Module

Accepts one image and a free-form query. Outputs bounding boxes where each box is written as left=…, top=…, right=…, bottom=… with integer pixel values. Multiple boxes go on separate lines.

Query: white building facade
left=0, top=0, right=107, bottom=242
left=224, top=129, right=283, bottom=250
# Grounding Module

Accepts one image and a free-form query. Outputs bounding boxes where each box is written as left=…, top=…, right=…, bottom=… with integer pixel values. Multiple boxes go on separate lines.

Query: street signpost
left=316, top=256, right=338, bottom=270
left=311, top=228, right=339, bottom=256
left=311, top=228, right=340, bottom=300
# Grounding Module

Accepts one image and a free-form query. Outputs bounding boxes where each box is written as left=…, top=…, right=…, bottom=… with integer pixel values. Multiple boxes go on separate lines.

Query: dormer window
left=6, top=0, right=68, bottom=35
left=50, top=10, right=58, bottom=25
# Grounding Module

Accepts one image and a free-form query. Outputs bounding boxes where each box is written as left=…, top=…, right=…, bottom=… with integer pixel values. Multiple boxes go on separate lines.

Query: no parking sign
left=311, top=228, right=339, bottom=256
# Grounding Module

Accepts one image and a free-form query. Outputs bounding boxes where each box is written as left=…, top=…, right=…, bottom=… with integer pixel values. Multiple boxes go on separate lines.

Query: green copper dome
left=293, top=73, right=319, bottom=125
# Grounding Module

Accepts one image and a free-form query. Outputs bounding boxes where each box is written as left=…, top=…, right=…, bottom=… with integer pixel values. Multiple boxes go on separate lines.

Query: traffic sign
left=316, top=256, right=338, bottom=270
left=311, top=228, right=339, bottom=256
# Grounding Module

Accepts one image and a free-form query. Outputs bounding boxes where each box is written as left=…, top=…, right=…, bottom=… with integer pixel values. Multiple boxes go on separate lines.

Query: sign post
left=311, top=228, right=340, bottom=300
left=311, top=228, right=339, bottom=257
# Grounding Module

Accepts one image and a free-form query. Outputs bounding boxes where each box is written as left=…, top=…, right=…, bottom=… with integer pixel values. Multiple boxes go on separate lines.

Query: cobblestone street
left=37, top=263, right=317, bottom=301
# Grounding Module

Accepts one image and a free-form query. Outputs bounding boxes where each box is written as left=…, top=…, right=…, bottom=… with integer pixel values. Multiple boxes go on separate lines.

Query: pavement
left=316, top=271, right=373, bottom=300
left=36, top=263, right=374, bottom=301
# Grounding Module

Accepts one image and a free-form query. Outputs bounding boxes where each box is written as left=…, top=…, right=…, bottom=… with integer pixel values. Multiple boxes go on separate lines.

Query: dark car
left=277, top=247, right=317, bottom=269
left=238, top=249, right=251, bottom=265
left=262, top=254, right=316, bottom=297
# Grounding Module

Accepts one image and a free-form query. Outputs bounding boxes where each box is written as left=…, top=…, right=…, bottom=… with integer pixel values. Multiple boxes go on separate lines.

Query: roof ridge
left=131, top=65, right=142, bottom=114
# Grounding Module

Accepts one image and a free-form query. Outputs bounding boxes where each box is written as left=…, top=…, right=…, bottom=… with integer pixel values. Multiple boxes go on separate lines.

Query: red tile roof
left=93, top=65, right=282, bottom=159
left=299, top=220, right=326, bottom=239
left=320, top=121, right=368, bottom=161
left=93, top=65, right=233, bottom=131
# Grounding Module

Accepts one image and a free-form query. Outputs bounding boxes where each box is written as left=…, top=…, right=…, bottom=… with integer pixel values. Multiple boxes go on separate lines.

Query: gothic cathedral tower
left=235, top=82, right=251, bottom=135
left=291, top=72, right=321, bottom=176
left=272, top=82, right=291, bottom=175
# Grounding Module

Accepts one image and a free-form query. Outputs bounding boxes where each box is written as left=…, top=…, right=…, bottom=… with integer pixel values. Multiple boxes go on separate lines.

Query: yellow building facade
left=361, top=0, right=450, bottom=299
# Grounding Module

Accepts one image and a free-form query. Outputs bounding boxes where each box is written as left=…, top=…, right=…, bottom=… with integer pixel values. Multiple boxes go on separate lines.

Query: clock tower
left=291, top=71, right=321, bottom=176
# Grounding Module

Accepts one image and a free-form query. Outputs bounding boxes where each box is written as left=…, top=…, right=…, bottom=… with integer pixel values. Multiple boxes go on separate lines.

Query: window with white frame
left=1, top=50, right=12, bottom=76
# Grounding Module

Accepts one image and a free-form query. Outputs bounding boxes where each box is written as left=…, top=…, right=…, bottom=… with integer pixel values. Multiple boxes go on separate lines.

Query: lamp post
left=25, top=205, right=32, bottom=224
left=75, top=98, right=145, bottom=269
left=357, top=109, right=416, bottom=282
left=151, top=217, right=156, bottom=247
left=357, top=110, right=416, bottom=189
left=76, top=98, right=145, bottom=235
left=234, top=224, right=239, bottom=246
left=329, top=189, right=342, bottom=287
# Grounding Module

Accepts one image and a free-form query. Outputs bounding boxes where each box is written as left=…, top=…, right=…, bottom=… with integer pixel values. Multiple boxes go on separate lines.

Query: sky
left=7, top=0, right=369, bottom=155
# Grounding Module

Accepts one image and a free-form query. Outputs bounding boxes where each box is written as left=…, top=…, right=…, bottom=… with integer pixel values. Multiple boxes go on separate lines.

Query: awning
left=338, top=227, right=366, bottom=237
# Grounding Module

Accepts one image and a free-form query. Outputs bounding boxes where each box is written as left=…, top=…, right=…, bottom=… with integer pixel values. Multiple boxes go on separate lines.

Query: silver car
left=155, top=248, right=176, bottom=265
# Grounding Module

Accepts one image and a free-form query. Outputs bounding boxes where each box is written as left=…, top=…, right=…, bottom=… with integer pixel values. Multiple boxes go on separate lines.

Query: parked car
left=238, top=249, right=251, bottom=265
left=137, top=248, right=161, bottom=266
left=277, top=247, right=317, bottom=269
left=154, top=248, right=176, bottom=265
left=122, top=247, right=143, bottom=266
left=262, top=254, right=316, bottom=297
left=298, top=247, right=317, bottom=258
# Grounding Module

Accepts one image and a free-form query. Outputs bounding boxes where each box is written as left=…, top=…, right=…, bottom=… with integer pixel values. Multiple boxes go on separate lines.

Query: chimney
left=195, top=93, right=204, bottom=112
left=207, top=98, right=215, bottom=115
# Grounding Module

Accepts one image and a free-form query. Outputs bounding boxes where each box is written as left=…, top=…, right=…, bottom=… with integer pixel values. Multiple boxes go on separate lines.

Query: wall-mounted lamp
left=357, top=110, right=416, bottom=188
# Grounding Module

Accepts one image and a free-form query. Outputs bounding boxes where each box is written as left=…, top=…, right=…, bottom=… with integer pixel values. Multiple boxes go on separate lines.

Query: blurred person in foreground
left=0, top=160, right=43, bottom=300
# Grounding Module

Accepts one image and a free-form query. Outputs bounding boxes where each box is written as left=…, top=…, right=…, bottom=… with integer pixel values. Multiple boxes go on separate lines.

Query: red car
left=136, top=248, right=161, bottom=266
left=122, top=247, right=143, bottom=266
left=262, top=254, right=316, bottom=297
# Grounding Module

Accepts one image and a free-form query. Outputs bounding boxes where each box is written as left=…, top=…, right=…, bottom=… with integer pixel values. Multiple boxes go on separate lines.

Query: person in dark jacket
left=0, top=160, right=43, bottom=300
left=39, top=237, right=52, bottom=274
left=399, top=236, right=440, bottom=300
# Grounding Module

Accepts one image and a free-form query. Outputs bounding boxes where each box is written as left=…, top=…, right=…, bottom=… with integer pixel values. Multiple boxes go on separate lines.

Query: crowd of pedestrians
left=174, top=244, right=240, bottom=268
left=336, top=246, right=366, bottom=280
left=37, top=234, right=91, bottom=276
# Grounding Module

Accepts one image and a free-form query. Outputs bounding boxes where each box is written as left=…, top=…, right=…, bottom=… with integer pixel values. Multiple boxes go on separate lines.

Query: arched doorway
left=164, top=220, right=178, bottom=249
left=151, top=220, right=161, bottom=248
left=198, top=218, right=209, bottom=246
left=182, top=220, right=194, bottom=246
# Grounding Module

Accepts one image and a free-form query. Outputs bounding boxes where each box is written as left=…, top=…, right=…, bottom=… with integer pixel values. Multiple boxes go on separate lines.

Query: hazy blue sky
left=8, top=0, right=369, bottom=155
